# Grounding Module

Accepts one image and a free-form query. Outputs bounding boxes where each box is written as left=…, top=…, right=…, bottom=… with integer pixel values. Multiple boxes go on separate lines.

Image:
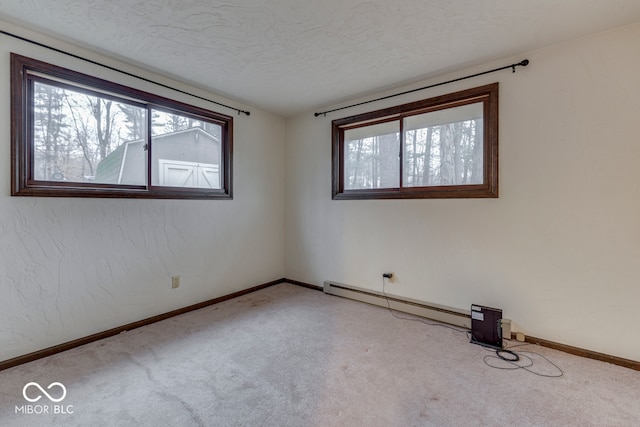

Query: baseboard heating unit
left=323, top=281, right=472, bottom=329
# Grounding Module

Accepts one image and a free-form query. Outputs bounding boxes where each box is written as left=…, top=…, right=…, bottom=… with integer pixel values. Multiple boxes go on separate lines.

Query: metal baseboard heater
left=323, top=281, right=472, bottom=329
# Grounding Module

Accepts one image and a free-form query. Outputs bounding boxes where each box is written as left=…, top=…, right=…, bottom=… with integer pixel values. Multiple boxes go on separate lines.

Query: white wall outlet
left=171, top=275, right=180, bottom=289
left=383, top=272, right=395, bottom=283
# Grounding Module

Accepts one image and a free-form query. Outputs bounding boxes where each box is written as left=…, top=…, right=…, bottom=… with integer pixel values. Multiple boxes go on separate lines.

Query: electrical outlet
left=171, top=275, right=180, bottom=289
left=382, top=272, right=394, bottom=283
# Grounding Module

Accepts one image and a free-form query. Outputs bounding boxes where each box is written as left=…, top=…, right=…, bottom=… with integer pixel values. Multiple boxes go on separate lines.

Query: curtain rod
left=0, top=29, right=251, bottom=116
left=314, top=59, right=529, bottom=117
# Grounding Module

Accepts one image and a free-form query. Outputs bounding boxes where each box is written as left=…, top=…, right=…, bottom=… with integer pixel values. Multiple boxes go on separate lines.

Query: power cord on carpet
left=481, top=342, right=564, bottom=378
left=381, top=276, right=564, bottom=378
left=468, top=332, right=520, bottom=362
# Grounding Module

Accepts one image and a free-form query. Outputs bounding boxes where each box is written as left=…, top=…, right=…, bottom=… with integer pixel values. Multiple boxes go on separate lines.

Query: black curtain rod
left=0, top=29, right=251, bottom=116
left=314, top=59, right=529, bottom=117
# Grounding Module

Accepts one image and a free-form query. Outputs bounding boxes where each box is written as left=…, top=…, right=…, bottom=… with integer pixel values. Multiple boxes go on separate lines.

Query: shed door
left=158, top=160, right=220, bottom=188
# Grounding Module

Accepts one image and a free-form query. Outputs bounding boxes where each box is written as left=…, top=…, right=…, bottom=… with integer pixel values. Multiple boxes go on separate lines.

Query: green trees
left=33, top=81, right=131, bottom=182
left=32, top=83, right=69, bottom=180
left=345, top=119, right=482, bottom=190
left=32, top=81, right=223, bottom=184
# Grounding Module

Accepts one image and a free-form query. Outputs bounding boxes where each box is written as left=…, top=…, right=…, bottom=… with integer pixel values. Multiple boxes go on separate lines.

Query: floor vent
left=323, top=281, right=471, bottom=329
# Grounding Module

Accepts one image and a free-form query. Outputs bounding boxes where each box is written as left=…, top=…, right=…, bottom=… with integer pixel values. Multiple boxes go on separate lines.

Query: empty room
left=1, top=1, right=640, bottom=426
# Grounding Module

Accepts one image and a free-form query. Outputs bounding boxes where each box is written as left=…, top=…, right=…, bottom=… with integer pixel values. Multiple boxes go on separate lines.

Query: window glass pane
left=403, top=102, right=483, bottom=187
left=14, top=54, right=233, bottom=199
left=33, top=81, right=147, bottom=185
left=150, top=110, right=222, bottom=189
left=344, top=122, right=399, bottom=190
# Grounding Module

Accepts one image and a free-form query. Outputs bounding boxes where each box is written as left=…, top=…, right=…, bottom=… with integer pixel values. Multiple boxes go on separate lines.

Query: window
left=11, top=53, right=233, bottom=199
left=332, top=83, right=498, bottom=199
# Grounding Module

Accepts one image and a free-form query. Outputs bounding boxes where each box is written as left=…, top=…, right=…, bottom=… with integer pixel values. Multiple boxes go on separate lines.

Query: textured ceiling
left=2, top=1, right=640, bottom=116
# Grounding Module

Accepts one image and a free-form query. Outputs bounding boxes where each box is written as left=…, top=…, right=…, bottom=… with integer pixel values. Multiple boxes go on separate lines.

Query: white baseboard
left=323, top=280, right=471, bottom=329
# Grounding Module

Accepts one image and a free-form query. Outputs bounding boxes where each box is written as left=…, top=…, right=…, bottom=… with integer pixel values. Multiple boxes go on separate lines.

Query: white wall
left=285, top=21, right=640, bottom=361
left=0, top=23, right=286, bottom=362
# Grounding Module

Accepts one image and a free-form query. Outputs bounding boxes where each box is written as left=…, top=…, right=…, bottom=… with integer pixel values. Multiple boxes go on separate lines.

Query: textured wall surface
left=0, top=26, right=286, bottom=362
left=285, top=22, right=640, bottom=361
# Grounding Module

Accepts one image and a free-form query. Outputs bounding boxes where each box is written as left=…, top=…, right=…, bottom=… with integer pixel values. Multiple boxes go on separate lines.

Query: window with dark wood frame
left=332, top=83, right=498, bottom=199
left=11, top=53, right=233, bottom=199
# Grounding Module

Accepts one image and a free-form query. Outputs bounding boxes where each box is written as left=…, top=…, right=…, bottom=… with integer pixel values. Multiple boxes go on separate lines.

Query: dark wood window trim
left=332, top=83, right=498, bottom=200
left=11, top=53, right=233, bottom=199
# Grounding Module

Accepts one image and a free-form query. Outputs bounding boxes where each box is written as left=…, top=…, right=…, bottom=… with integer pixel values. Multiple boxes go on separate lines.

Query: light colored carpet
left=1, top=283, right=639, bottom=426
